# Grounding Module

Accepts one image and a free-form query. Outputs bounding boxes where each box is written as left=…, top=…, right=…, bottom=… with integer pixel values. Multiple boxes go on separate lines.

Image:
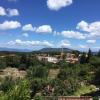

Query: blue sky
left=0, top=0, right=100, bottom=51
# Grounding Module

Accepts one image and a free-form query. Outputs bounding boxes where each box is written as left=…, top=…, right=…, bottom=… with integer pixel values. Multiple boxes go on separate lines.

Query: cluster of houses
left=37, top=53, right=80, bottom=64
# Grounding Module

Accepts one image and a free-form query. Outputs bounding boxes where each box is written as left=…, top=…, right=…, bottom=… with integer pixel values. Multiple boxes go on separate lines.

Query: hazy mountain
left=0, top=47, right=32, bottom=52
left=38, top=48, right=74, bottom=53
left=0, top=47, right=80, bottom=53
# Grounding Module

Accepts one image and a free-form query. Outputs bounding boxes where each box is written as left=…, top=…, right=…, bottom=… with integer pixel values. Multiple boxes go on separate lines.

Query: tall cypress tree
left=97, top=50, right=100, bottom=57
left=86, top=48, right=92, bottom=63
left=88, top=48, right=92, bottom=57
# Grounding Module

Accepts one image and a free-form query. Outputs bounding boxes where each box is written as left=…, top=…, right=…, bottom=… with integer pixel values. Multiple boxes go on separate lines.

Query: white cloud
left=0, top=6, right=19, bottom=16
left=7, top=8, right=19, bottom=16
left=0, top=20, right=21, bottom=30
left=60, top=40, right=71, bottom=47
left=61, top=30, right=85, bottom=39
left=76, top=20, right=89, bottom=32
left=22, top=33, right=29, bottom=37
left=86, top=40, right=96, bottom=44
left=35, top=25, right=52, bottom=33
left=7, top=39, right=53, bottom=47
left=0, top=6, right=6, bottom=16
left=22, top=24, right=35, bottom=31
left=79, top=45, right=88, bottom=49
left=41, top=40, right=54, bottom=47
left=22, top=24, right=52, bottom=34
left=77, top=20, right=100, bottom=38
left=47, top=0, right=73, bottom=11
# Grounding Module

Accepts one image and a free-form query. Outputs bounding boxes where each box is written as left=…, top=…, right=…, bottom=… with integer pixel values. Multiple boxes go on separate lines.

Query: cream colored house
left=37, top=56, right=58, bottom=63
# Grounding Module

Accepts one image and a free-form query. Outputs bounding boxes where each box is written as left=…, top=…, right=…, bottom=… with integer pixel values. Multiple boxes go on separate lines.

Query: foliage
left=0, top=57, right=6, bottom=69
left=93, top=68, right=100, bottom=85
left=80, top=53, right=87, bottom=64
left=0, top=80, right=30, bottom=100
left=0, top=76, right=15, bottom=93
left=34, top=95, right=45, bottom=100
left=90, top=56, right=100, bottom=67
left=27, top=65, right=48, bottom=79
left=0, top=51, right=100, bottom=98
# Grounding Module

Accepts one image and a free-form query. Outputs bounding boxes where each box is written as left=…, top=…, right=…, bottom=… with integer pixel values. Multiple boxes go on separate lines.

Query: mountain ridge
left=38, top=48, right=74, bottom=53
left=0, top=47, right=32, bottom=52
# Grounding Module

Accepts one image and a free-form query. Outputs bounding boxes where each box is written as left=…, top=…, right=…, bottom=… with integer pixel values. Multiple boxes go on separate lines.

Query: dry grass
left=0, top=67, right=27, bottom=80
left=48, top=69, right=60, bottom=79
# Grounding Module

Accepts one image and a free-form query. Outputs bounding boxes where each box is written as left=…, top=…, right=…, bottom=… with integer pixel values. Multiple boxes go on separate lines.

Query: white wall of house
left=47, top=57, right=58, bottom=63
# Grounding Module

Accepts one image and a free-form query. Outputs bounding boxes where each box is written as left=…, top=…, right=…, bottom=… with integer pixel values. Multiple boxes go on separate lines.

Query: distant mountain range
left=38, top=48, right=74, bottom=53
left=0, top=47, right=32, bottom=52
left=0, top=47, right=75, bottom=53
left=0, top=47, right=80, bottom=53
left=0, top=47, right=98, bottom=54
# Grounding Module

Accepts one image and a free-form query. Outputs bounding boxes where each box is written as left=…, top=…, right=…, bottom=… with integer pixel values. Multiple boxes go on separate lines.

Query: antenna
left=61, top=46, right=64, bottom=54
left=61, top=46, right=64, bottom=59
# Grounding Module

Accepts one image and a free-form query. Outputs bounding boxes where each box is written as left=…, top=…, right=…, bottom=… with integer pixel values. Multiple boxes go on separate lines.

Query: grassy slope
left=74, top=85, right=96, bottom=96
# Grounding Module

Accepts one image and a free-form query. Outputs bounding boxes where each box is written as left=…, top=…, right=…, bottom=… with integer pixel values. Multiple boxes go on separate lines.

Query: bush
left=0, top=76, right=15, bottom=93
left=34, top=96, right=45, bottom=100
left=27, top=65, right=48, bottom=79
left=0, top=80, right=30, bottom=100
left=90, top=56, right=100, bottom=67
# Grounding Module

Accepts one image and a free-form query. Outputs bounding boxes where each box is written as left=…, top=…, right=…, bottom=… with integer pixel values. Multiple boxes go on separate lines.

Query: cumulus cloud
left=0, top=6, right=19, bottom=16
left=54, top=20, right=100, bottom=40
left=22, top=24, right=52, bottom=34
left=22, top=24, right=35, bottom=31
left=76, top=20, right=89, bottom=32
left=0, top=6, right=6, bottom=16
left=86, top=40, right=96, bottom=44
left=0, top=20, right=21, bottom=30
left=47, top=0, right=73, bottom=11
left=61, top=30, right=85, bottom=39
left=77, top=20, right=100, bottom=38
left=59, top=40, right=71, bottom=47
left=35, top=25, right=52, bottom=33
left=7, top=8, right=19, bottom=16
left=7, top=39, right=53, bottom=47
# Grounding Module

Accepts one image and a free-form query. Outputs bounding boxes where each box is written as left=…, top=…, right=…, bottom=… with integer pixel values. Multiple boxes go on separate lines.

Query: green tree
left=0, top=57, right=6, bottom=69
left=80, top=53, right=87, bottom=64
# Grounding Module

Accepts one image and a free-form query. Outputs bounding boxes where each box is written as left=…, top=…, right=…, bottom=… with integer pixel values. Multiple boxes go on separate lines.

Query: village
left=36, top=49, right=86, bottom=64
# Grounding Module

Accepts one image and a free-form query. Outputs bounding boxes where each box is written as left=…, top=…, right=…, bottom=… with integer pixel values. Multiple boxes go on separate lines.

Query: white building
left=66, top=53, right=78, bottom=63
left=47, top=56, right=58, bottom=63
left=37, top=56, right=58, bottom=63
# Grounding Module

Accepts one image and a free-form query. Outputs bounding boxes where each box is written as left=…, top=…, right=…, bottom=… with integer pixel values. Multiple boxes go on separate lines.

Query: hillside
left=38, top=48, right=75, bottom=53
left=0, top=47, right=32, bottom=52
